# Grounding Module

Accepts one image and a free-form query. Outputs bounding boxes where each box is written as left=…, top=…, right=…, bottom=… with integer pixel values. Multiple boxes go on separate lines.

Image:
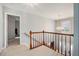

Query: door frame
left=4, top=12, right=21, bottom=48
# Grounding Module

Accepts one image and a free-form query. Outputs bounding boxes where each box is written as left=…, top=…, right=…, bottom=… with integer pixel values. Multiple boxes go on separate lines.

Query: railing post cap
left=30, top=30, right=32, bottom=34
left=43, top=30, right=44, bottom=32
left=30, top=30, right=32, bottom=32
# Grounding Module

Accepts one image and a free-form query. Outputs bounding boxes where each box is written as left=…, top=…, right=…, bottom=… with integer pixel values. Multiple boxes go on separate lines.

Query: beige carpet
left=0, top=45, right=63, bottom=56
left=8, top=38, right=20, bottom=46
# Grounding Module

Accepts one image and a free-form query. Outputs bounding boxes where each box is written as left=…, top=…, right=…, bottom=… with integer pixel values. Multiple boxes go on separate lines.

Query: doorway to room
left=7, top=15, right=20, bottom=46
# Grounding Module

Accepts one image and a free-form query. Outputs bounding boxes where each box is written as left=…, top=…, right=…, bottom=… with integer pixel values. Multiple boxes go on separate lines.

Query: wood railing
left=30, top=30, right=74, bottom=56
left=24, top=33, right=42, bottom=49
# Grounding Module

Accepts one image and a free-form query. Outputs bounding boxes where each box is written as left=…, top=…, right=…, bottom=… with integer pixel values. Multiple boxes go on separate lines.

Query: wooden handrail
left=31, top=32, right=43, bottom=34
left=42, top=31, right=73, bottom=36
left=31, top=31, right=73, bottom=36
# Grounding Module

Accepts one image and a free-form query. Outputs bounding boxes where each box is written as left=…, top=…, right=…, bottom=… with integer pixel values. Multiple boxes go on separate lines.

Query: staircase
left=29, top=30, right=73, bottom=56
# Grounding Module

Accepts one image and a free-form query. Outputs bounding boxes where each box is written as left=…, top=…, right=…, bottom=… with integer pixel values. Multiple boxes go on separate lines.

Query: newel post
left=43, top=30, right=45, bottom=45
left=30, top=30, right=32, bottom=49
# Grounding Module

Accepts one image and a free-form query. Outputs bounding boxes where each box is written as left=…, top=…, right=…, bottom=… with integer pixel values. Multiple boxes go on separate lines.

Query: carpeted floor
left=0, top=38, right=63, bottom=56
left=8, top=37, right=20, bottom=46
left=0, top=45, right=63, bottom=56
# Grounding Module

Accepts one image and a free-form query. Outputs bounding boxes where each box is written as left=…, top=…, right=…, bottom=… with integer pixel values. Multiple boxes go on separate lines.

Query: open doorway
left=7, top=15, right=20, bottom=46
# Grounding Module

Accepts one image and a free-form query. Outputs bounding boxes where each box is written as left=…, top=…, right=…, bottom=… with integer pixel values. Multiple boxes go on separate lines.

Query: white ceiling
left=2, top=3, right=73, bottom=20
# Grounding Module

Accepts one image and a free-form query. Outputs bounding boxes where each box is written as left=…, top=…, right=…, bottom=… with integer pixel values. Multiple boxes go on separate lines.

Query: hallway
left=8, top=38, right=20, bottom=46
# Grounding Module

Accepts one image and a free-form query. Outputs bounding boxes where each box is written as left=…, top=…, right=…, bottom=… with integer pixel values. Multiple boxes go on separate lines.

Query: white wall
left=20, top=13, right=55, bottom=48
left=0, top=6, right=55, bottom=48
left=21, top=13, right=54, bottom=33
left=0, top=5, right=4, bottom=49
